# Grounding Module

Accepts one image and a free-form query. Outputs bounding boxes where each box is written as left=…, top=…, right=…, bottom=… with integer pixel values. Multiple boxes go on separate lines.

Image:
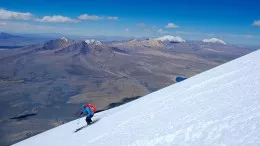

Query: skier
left=79, top=103, right=97, bottom=125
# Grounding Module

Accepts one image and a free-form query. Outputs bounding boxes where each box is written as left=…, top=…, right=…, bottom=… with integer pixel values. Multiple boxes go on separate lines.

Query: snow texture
left=154, top=35, right=185, bottom=43
left=85, top=39, right=102, bottom=45
left=14, top=49, right=260, bottom=146
left=60, top=37, right=68, bottom=42
left=202, top=38, right=226, bottom=44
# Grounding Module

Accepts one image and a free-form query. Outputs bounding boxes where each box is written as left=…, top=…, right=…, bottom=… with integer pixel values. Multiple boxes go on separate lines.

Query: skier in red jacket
left=79, top=103, right=97, bottom=125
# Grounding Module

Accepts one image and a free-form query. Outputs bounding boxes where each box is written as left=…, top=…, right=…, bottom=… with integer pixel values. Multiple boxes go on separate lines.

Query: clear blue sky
left=0, top=0, right=260, bottom=45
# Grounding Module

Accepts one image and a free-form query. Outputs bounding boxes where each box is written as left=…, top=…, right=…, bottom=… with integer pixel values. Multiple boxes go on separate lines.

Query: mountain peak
left=43, top=38, right=70, bottom=50
left=85, top=39, right=102, bottom=45
left=154, top=35, right=186, bottom=43
left=60, top=37, right=68, bottom=42
left=202, top=38, right=226, bottom=45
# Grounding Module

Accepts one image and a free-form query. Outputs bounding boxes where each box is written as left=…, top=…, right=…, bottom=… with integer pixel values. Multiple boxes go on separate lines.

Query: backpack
left=83, top=103, right=97, bottom=113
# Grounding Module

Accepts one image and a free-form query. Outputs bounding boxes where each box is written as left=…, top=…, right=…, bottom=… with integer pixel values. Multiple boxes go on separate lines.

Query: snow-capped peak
left=202, top=38, right=226, bottom=45
left=154, top=35, right=186, bottom=43
left=60, top=37, right=68, bottom=42
left=85, top=39, right=102, bottom=45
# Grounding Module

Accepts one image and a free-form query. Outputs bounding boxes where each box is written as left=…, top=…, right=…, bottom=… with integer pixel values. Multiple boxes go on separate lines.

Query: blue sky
left=0, top=0, right=260, bottom=45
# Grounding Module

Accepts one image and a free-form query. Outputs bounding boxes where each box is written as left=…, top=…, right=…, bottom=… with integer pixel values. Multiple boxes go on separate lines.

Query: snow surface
left=85, top=39, right=102, bottom=45
left=14, top=49, right=260, bottom=146
left=202, top=38, right=226, bottom=45
left=154, top=35, right=185, bottom=43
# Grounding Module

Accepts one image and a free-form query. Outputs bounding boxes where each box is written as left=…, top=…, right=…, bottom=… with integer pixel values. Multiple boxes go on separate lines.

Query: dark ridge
left=176, top=77, right=187, bottom=82
left=106, top=96, right=141, bottom=109
left=0, top=46, right=24, bottom=49
left=111, top=47, right=128, bottom=53
left=169, top=41, right=182, bottom=44
left=10, top=113, right=37, bottom=120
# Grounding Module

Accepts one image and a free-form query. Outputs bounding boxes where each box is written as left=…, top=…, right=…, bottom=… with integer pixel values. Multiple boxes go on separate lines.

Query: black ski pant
left=85, top=115, right=93, bottom=124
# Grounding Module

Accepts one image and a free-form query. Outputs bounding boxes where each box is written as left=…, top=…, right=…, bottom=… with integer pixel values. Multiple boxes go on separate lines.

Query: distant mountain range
left=0, top=32, right=53, bottom=46
left=1, top=32, right=259, bottom=49
left=0, top=32, right=23, bottom=39
left=0, top=32, right=135, bottom=47
left=0, top=34, right=256, bottom=146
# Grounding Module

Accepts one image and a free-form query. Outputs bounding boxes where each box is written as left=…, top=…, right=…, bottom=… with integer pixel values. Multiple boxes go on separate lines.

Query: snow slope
left=14, top=50, right=260, bottom=146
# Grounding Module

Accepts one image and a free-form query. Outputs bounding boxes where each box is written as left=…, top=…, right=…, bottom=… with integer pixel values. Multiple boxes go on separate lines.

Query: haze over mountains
left=0, top=32, right=55, bottom=47
left=0, top=33, right=256, bottom=145
left=0, top=32, right=135, bottom=47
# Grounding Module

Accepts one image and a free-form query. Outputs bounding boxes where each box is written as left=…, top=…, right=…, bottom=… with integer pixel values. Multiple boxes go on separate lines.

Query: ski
left=74, top=125, right=88, bottom=133
left=74, top=119, right=99, bottom=133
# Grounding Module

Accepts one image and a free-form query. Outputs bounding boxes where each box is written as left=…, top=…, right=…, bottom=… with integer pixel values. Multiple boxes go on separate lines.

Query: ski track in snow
left=14, top=49, right=260, bottom=146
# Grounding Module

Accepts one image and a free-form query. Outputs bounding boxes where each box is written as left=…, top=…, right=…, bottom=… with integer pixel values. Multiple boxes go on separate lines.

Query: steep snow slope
left=14, top=50, right=260, bottom=146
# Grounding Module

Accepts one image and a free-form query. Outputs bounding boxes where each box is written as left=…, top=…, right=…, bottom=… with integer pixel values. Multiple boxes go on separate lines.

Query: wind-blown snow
left=85, top=39, right=102, bottom=45
left=154, top=35, right=185, bottom=43
left=14, top=50, right=260, bottom=146
left=203, top=38, right=226, bottom=44
left=60, top=37, right=68, bottom=42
